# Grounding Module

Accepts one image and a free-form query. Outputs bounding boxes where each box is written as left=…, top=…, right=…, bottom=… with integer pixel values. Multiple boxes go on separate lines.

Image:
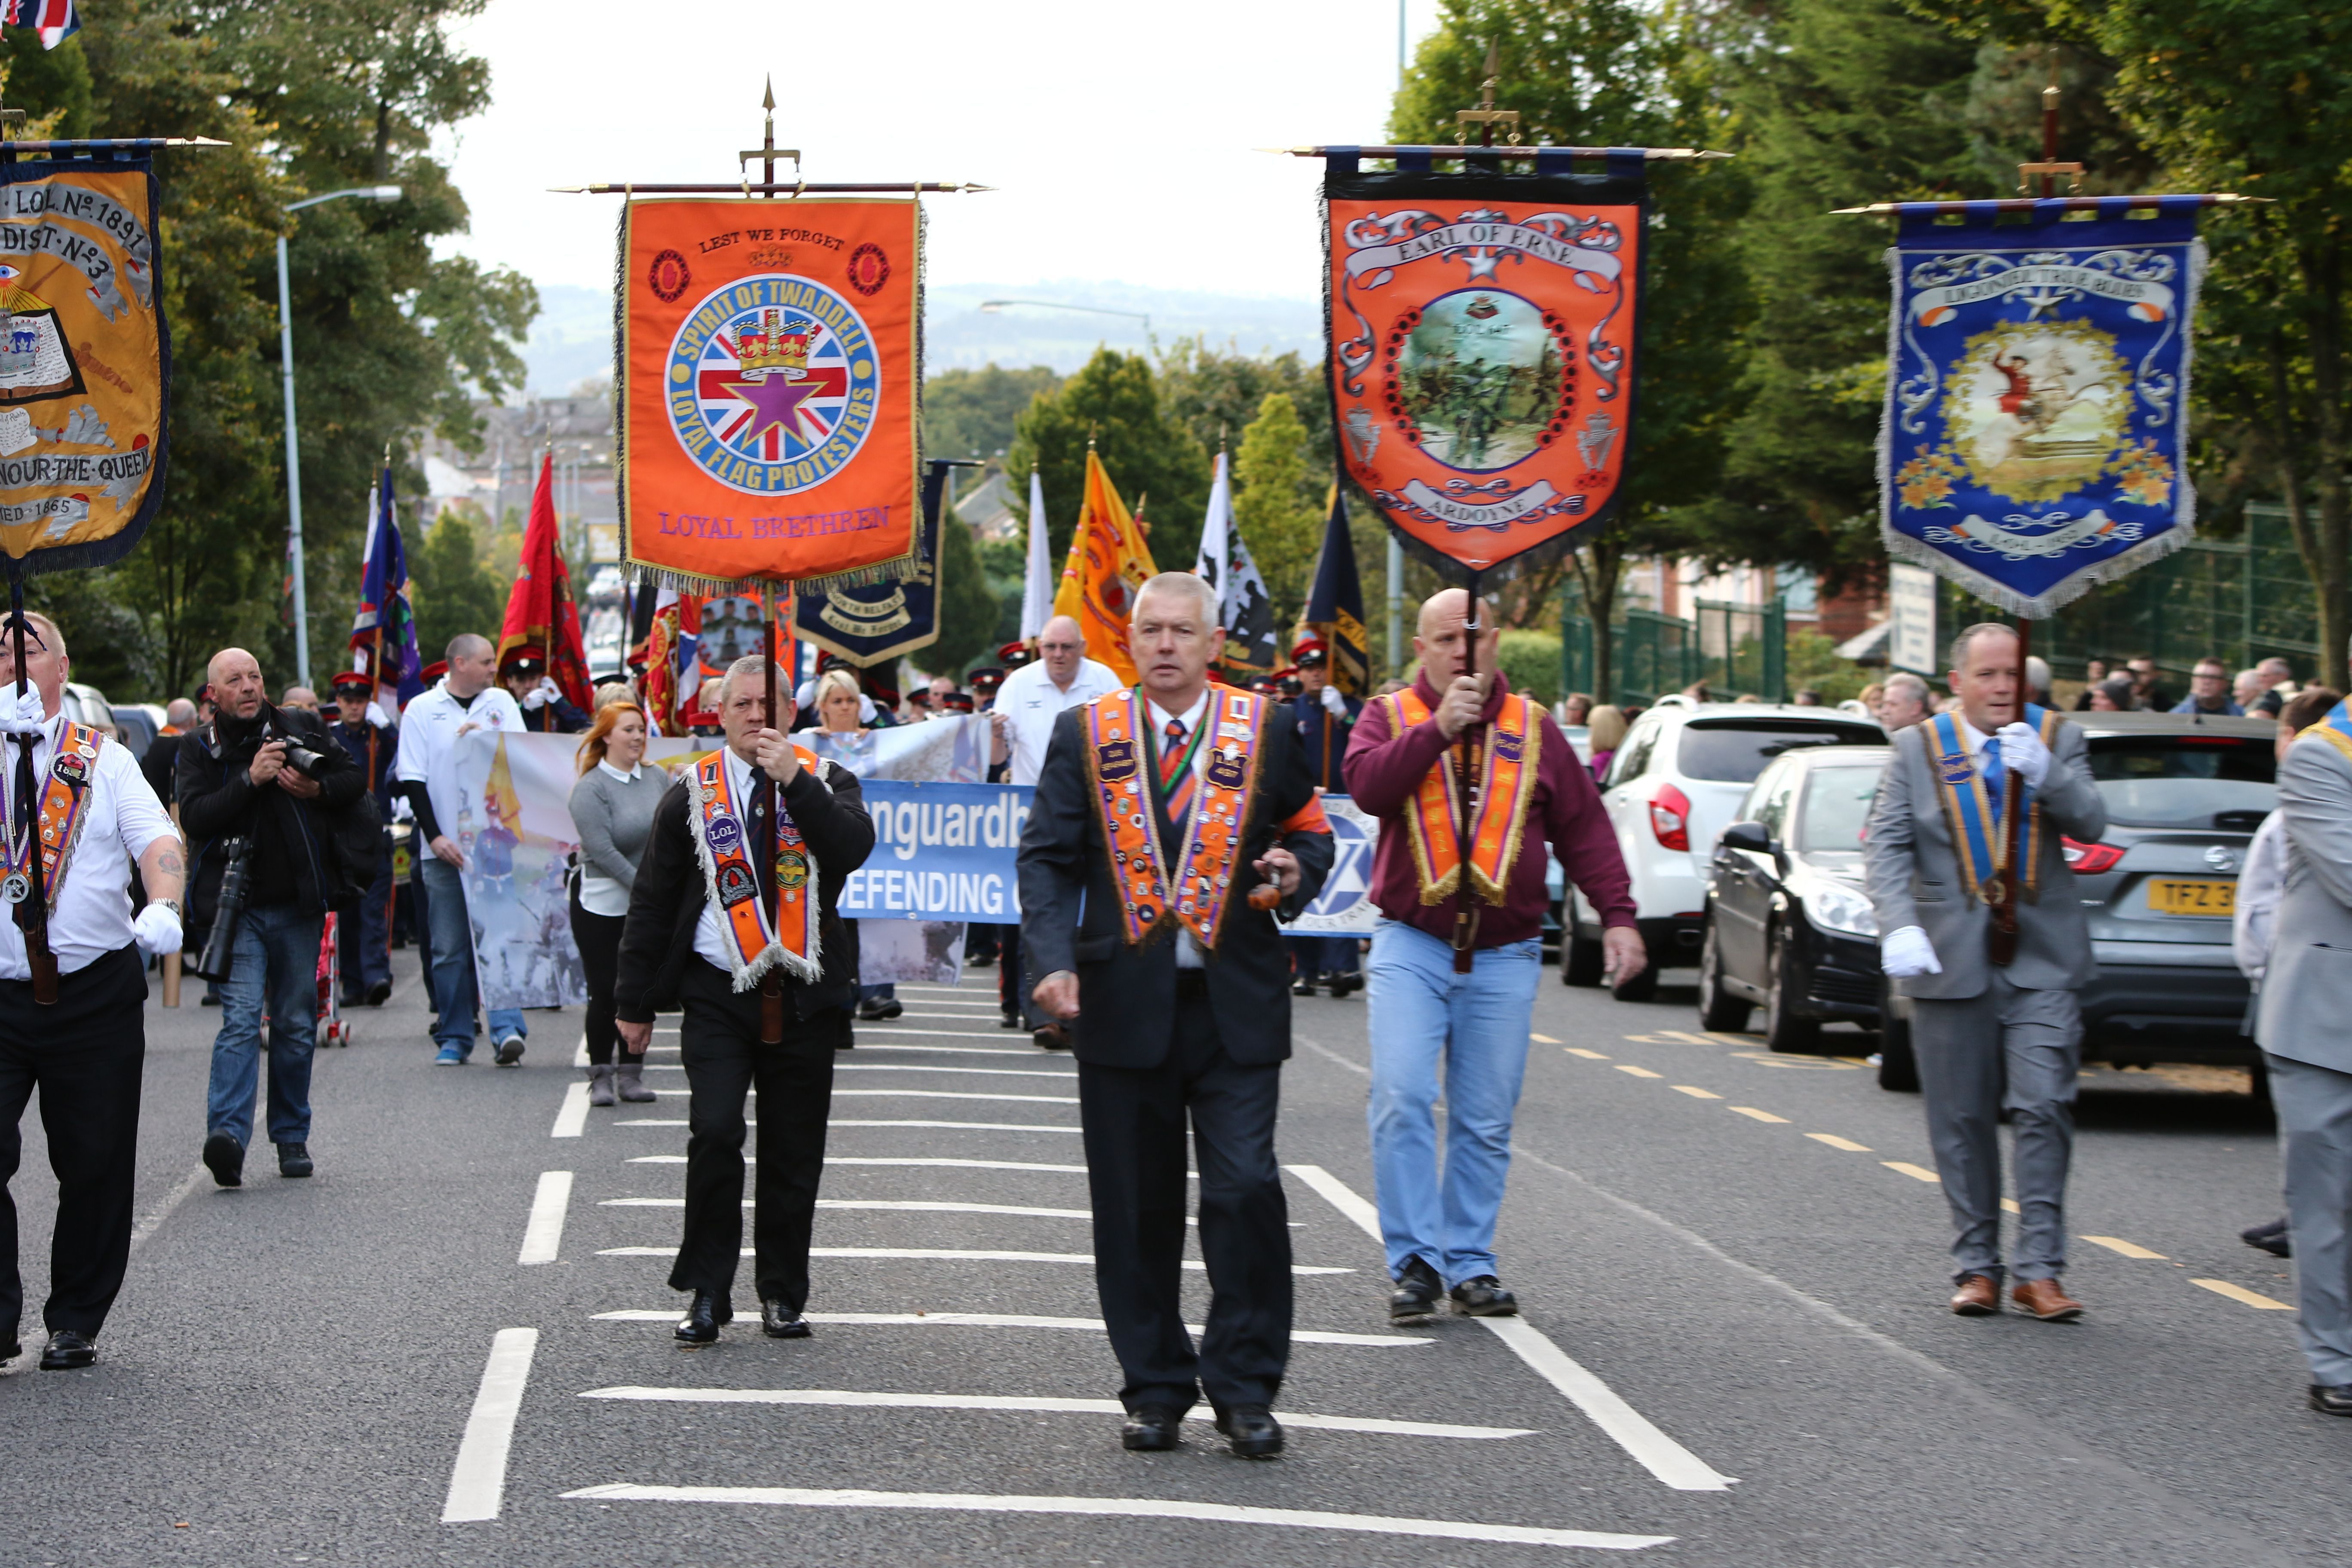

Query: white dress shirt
left=1145, top=691, right=1212, bottom=971
left=691, top=746, right=838, bottom=974
left=999, top=656, right=1122, bottom=787
left=0, top=713, right=173, bottom=977
left=393, top=679, right=524, bottom=843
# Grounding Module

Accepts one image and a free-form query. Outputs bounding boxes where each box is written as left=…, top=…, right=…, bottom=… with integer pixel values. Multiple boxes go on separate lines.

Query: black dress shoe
left=365, top=980, right=392, bottom=1007
left=202, top=1131, right=244, bottom=1189
left=276, top=1142, right=313, bottom=1179
left=1292, top=977, right=1318, bottom=997
left=856, top=997, right=904, bottom=1021
left=1121, top=1404, right=1185, bottom=1451
left=2312, top=1383, right=2352, bottom=1417
left=1450, top=1275, right=1519, bottom=1316
left=2245, top=1217, right=2293, bottom=1258
left=2, top=1328, right=18, bottom=1363
left=674, top=1290, right=731, bottom=1344
left=39, top=1329, right=95, bottom=1370
left=999, top=1009, right=1022, bottom=1030
left=1327, top=973, right=1363, bottom=998
left=760, top=1299, right=812, bottom=1338
left=1390, top=1255, right=1442, bottom=1322
left=1214, top=1403, right=1284, bottom=1458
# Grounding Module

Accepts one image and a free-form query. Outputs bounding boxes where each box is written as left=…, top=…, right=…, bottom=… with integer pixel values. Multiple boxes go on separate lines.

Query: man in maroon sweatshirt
left=1344, top=589, right=1643, bottom=1321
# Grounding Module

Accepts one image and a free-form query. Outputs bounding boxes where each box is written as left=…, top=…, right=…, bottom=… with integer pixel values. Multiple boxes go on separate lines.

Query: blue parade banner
left=841, top=779, right=1031, bottom=922
left=1880, top=198, right=2205, bottom=616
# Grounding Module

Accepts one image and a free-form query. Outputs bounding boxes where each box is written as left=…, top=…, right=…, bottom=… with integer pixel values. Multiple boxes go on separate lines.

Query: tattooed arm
left=140, top=837, right=185, bottom=906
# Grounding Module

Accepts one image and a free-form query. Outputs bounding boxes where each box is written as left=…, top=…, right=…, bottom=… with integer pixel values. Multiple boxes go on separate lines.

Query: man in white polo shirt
left=0, top=609, right=184, bottom=1372
left=994, top=615, right=1118, bottom=1045
left=394, top=633, right=527, bottom=1066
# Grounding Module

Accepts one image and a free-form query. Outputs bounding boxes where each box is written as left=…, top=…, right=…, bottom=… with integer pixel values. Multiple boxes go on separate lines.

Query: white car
left=1565, top=696, right=1884, bottom=999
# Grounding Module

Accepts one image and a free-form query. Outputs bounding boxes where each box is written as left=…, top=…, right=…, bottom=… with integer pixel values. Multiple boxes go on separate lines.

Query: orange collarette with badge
left=3, top=721, right=103, bottom=913
left=693, top=744, right=824, bottom=989
left=1383, top=687, right=1541, bottom=906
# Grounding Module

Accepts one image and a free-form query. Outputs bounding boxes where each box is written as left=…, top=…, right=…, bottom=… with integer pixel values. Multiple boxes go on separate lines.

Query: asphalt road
left=0, top=943, right=2339, bottom=1566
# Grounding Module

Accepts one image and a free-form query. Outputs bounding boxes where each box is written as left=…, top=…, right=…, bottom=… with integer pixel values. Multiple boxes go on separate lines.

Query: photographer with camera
left=179, top=648, right=361, bottom=1188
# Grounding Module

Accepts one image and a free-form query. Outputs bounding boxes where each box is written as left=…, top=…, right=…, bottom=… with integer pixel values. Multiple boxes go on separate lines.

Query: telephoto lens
left=189, top=834, right=251, bottom=980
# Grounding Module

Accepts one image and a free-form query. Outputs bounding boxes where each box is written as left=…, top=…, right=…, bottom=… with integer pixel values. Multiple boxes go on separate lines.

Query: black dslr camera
left=266, top=720, right=333, bottom=780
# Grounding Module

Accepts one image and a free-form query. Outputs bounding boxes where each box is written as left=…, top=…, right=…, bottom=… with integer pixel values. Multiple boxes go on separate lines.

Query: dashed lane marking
left=601, top=1197, right=1096, bottom=1221
left=613, top=1119, right=1085, bottom=1134
left=595, top=1246, right=1352, bottom=1274
left=1282, top=1164, right=1736, bottom=1492
left=1614, top=1065, right=1663, bottom=1079
left=519, top=1172, right=573, bottom=1265
left=586, top=1310, right=1428, bottom=1347
left=1804, top=1134, right=1872, bottom=1153
left=127, top=1164, right=209, bottom=1254
left=1671, top=1087, right=1721, bottom=1100
left=1728, top=1107, right=1788, bottom=1124
left=558, top=1485, right=1673, bottom=1551
left=572, top=1033, right=589, bottom=1068
left=856, top=1027, right=1047, bottom=1042
left=441, top=1328, right=538, bottom=1524
left=578, top=1386, right=1517, bottom=1439
left=1531, top=1033, right=1562, bottom=1044
left=551, top=1081, right=590, bottom=1139
left=626, top=1155, right=1093, bottom=1174
left=2192, top=1278, right=2292, bottom=1310
left=1624, top=1031, right=1718, bottom=1045
left=832, top=1063, right=1077, bottom=1080
left=1882, top=1161, right=1941, bottom=1183
left=1566, top=1048, right=1610, bottom=1060
left=2081, top=1236, right=2168, bottom=1259
left=647, top=1088, right=1081, bottom=1106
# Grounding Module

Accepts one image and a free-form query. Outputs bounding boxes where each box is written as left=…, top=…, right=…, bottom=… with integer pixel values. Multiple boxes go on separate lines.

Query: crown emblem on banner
left=735, top=308, right=813, bottom=380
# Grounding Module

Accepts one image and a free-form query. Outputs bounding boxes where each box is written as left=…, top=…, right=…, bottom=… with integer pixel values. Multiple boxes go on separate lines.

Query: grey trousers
left=1911, top=973, right=2082, bottom=1283
left=2269, top=1053, right=2352, bottom=1386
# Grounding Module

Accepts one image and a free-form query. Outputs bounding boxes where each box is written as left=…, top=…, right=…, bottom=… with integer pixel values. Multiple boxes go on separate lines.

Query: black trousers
left=567, top=890, right=638, bottom=1068
left=0, top=944, right=147, bottom=1341
left=1078, top=972, right=1291, bottom=1413
left=672, top=959, right=839, bottom=1309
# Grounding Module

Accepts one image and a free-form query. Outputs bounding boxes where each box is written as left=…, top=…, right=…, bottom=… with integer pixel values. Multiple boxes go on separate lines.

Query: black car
left=1696, top=744, right=1891, bottom=1052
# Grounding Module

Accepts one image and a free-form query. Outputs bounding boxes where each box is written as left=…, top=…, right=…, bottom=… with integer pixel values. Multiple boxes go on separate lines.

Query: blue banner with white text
left=841, top=780, right=1031, bottom=922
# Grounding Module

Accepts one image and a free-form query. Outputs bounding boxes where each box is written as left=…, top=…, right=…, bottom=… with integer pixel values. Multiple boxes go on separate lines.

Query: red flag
left=498, top=453, right=594, bottom=712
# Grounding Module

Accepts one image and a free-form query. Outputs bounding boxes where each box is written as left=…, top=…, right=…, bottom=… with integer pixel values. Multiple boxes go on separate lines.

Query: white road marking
left=560, top=1484, right=1672, bottom=1550
left=128, top=1164, right=209, bottom=1254
left=2081, top=1235, right=2168, bottom=1260
left=1804, top=1133, right=1872, bottom=1153
left=1882, top=1161, right=1941, bottom=1183
left=2193, top=1278, right=2292, bottom=1310
left=585, top=1310, right=1428, bottom=1347
left=1614, top=1065, right=1663, bottom=1080
left=441, top=1328, right=539, bottom=1524
left=613, top=1118, right=1087, bottom=1134
left=551, top=1081, right=590, bottom=1139
left=519, top=1172, right=574, bottom=1265
left=1670, top=1087, right=1721, bottom=1100
left=835, top=1063, right=1077, bottom=1080
left=625, top=1155, right=1096, bottom=1173
left=1283, top=1163, right=1736, bottom=1493
left=579, top=1386, right=1529, bottom=1439
left=601, top=1197, right=1095, bottom=1220
left=595, top=1246, right=1351, bottom=1274
left=649, top=1088, right=1081, bottom=1106
left=856, top=1027, right=1038, bottom=1042
left=572, top=1032, right=588, bottom=1068
left=824, top=1042, right=1040, bottom=1057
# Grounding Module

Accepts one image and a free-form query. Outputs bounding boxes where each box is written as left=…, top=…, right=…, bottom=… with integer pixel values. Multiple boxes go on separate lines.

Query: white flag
left=1019, top=466, right=1053, bottom=640
left=1194, top=451, right=1277, bottom=675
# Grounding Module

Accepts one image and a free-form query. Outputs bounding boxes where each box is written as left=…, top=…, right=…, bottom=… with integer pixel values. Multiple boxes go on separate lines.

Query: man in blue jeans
left=394, top=635, right=528, bottom=1064
left=1343, top=590, right=1644, bottom=1320
left=179, top=648, right=363, bottom=1185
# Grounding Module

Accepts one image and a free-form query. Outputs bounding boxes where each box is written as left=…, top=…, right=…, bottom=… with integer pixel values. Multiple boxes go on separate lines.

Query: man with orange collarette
left=1018, top=572, right=1333, bottom=1460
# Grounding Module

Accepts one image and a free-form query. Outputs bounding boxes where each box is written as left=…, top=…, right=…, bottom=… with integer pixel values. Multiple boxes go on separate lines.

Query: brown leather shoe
left=2010, top=1277, right=2085, bottom=1321
left=1950, top=1273, right=2001, bottom=1315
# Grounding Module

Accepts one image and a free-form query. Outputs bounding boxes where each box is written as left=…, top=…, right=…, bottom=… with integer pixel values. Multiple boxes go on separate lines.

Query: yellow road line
left=1672, top=1086, right=1721, bottom=1099
left=1804, top=1133, right=1872, bottom=1153
left=1565, top=1048, right=1610, bottom=1061
left=1729, top=1106, right=1788, bottom=1124
left=1531, top=1033, right=1562, bottom=1044
left=2082, top=1235, right=2168, bottom=1260
left=2192, top=1278, right=2291, bottom=1310
left=1883, top=1161, right=1941, bottom=1183
left=1615, top=1065, right=1663, bottom=1080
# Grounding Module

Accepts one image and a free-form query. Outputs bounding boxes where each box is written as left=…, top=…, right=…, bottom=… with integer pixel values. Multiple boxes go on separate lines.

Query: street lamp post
left=277, top=184, right=401, bottom=686
left=978, top=298, right=1151, bottom=334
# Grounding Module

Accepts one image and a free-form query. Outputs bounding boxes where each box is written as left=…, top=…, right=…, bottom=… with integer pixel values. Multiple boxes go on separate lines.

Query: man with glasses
left=0, top=612, right=184, bottom=1370
left=2172, top=656, right=2245, bottom=717
left=996, top=615, right=1119, bottom=1046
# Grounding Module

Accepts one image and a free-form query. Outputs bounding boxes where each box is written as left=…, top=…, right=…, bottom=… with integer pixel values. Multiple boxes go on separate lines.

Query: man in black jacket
left=179, top=649, right=362, bottom=1187
left=326, top=670, right=396, bottom=1007
left=1017, top=572, right=1334, bottom=1459
left=615, top=653, right=874, bottom=1345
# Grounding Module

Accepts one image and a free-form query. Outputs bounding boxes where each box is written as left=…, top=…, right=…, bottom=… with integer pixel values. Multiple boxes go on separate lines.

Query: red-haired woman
left=569, top=703, right=665, bottom=1105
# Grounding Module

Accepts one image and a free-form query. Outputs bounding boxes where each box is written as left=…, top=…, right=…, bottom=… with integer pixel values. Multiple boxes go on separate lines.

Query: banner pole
left=1450, top=571, right=1482, bottom=976
left=761, top=579, right=785, bottom=1046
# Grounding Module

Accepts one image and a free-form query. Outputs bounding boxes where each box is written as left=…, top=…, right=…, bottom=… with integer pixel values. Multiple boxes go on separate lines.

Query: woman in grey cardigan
left=569, top=703, right=667, bottom=1106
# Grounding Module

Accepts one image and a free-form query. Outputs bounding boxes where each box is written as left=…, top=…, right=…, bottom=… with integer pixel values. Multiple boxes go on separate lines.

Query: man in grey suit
left=2258, top=696, right=2352, bottom=1415
left=1865, top=622, right=2107, bottom=1320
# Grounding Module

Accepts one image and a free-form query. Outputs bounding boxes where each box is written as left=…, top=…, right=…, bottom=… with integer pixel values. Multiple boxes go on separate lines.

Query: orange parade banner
left=1050, top=450, right=1156, bottom=689
left=616, top=198, right=919, bottom=590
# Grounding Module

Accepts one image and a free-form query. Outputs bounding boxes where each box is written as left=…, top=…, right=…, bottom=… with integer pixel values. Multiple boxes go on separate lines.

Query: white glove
left=1319, top=685, right=1347, bottom=716
left=1997, top=722, right=2050, bottom=790
left=1880, top=924, right=1942, bottom=978
left=132, top=901, right=181, bottom=959
left=366, top=701, right=390, bottom=729
left=0, top=684, right=43, bottom=736
left=522, top=677, right=556, bottom=711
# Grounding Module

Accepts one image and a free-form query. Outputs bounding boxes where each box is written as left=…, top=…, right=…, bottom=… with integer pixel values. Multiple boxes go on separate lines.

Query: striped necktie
left=1159, top=717, right=1195, bottom=830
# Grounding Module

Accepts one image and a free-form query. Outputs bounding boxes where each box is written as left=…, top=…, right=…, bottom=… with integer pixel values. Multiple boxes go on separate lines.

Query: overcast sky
left=433, top=0, right=1442, bottom=304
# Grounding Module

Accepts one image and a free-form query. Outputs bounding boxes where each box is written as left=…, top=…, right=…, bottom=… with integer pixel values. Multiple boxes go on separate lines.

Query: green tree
left=409, top=511, right=504, bottom=659
left=1004, top=348, right=1210, bottom=570
left=1155, top=338, right=1333, bottom=476
left=928, top=516, right=1002, bottom=675
left=1231, top=393, right=1324, bottom=627
left=923, top=364, right=1061, bottom=461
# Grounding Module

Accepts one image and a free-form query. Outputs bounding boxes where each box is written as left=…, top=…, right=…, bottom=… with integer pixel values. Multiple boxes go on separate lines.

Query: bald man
left=996, top=615, right=1121, bottom=1044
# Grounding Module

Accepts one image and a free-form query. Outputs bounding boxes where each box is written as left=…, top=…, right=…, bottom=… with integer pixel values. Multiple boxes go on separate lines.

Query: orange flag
left=1050, top=450, right=1158, bottom=688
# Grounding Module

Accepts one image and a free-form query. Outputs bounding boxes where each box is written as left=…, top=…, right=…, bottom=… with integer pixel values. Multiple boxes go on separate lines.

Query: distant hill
left=518, top=279, right=1322, bottom=397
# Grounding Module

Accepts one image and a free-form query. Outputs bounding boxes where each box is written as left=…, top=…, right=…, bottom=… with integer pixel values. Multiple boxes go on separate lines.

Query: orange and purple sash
left=3, top=721, right=100, bottom=914
left=693, top=745, right=824, bottom=989
left=1083, top=687, right=1272, bottom=952
left=1384, top=688, right=1540, bottom=906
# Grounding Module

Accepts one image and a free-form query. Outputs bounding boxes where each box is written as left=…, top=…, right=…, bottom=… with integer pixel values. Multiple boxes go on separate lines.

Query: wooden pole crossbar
left=1269, top=145, right=1727, bottom=162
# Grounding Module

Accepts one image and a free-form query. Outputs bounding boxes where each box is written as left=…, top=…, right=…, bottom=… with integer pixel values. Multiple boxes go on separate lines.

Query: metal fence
left=1561, top=597, right=1788, bottom=707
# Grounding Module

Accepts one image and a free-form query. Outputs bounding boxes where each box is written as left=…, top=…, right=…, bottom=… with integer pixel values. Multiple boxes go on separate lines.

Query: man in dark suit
left=1018, top=572, right=1334, bottom=1459
left=616, top=652, right=874, bottom=1344
left=1286, top=637, right=1363, bottom=997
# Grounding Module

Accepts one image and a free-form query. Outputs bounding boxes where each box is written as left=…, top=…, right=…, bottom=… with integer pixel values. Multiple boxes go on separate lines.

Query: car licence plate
left=2147, top=878, right=2234, bottom=916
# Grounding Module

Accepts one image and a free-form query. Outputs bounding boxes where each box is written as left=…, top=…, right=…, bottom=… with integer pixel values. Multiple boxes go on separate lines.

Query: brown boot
left=586, top=1065, right=616, bottom=1108
left=2009, top=1277, right=2085, bottom=1321
left=1949, top=1273, right=2001, bottom=1315
left=614, top=1063, right=657, bottom=1103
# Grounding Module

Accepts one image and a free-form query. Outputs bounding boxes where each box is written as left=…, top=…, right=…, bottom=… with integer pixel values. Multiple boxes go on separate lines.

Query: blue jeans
left=419, top=857, right=526, bottom=1054
left=1365, top=919, right=1543, bottom=1285
left=206, top=904, right=325, bottom=1148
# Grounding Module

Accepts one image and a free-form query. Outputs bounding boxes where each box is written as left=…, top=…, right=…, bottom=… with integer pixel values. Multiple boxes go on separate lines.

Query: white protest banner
left=1282, top=794, right=1379, bottom=935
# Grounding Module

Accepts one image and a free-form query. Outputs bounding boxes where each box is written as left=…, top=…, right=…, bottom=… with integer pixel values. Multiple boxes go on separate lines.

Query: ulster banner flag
left=1324, top=153, right=1645, bottom=581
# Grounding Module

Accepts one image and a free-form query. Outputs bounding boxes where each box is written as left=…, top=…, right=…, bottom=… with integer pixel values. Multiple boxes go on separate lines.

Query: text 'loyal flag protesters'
left=1050, top=448, right=1156, bottom=689
left=498, top=452, right=594, bottom=714
left=1304, top=485, right=1369, bottom=698
left=349, top=462, right=424, bottom=709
